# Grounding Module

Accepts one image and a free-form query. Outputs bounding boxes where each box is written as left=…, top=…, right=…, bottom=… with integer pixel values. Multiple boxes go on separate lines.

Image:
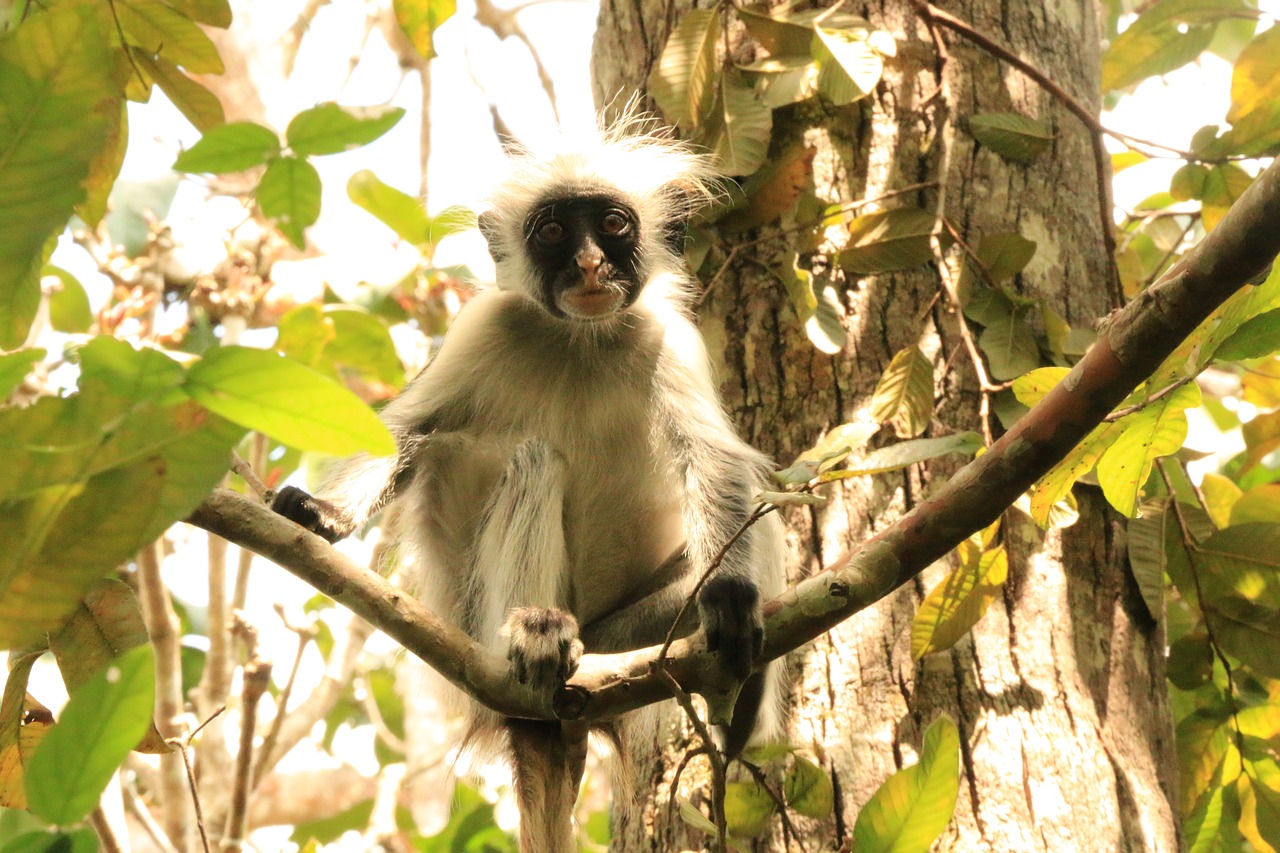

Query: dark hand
left=697, top=574, right=764, bottom=681
left=271, top=486, right=351, bottom=543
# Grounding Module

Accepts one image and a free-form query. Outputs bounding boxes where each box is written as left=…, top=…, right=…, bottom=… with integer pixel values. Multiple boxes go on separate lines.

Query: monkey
left=271, top=125, right=786, bottom=851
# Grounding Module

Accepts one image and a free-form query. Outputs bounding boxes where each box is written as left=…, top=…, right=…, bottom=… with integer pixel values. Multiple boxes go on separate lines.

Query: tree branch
left=186, top=158, right=1280, bottom=724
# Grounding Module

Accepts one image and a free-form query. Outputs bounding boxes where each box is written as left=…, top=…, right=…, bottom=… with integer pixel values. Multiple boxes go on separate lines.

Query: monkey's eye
left=600, top=210, right=631, bottom=236
left=537, top=221, right=567, bottom=243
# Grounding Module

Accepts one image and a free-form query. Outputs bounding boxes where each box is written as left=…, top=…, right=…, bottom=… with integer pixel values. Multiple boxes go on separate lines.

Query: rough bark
left=593, top=1, right=1180, bottom=850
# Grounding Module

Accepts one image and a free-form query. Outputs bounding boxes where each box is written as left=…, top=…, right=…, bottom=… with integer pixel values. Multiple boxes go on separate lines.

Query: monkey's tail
left=506, top=719, right=588, bottom=853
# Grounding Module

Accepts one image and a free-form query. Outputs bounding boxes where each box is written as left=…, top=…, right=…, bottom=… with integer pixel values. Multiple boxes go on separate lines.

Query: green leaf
left=278, top=305, right=404, bottom=388
left=648, top=9, right=721, bottom=132
left=184, top=345, right=396, bottom=456
left=1171, top=163, right=1210, bottom=201
left=347, top=171, right=474, bottom=249
left=0, top=829, right=98, bottom=853
left=1027, top=420, right=1125, bottom=527
left=0, top=1, right=118, bottom=348
left=1096, top=382, right=1201, bottom=516
left=134, top=51, right=225, bottom=132
left=0, top=652, right=50, bottom=810
left=1239, top=766, right=1280, bottom=853
left=811, top=27, right=883, bottom=105
left=807, top=283, right=846, bottom=354
left=1201, top=162, right=1253, bottom=233
left=957, top=233, right=1038, bottom=305
left=1100, top=0, right=1245, bottom=91
left=0, top=349, right=44, bottom=399
left=257, top=156, right=322, bottom=249
left=870, top=346, right=934, bottom=438
left=48, top=579, right=169, bottom=753
left=76, top=101, right=127, bottom=230
left=25, top=646, right=155, bottom=825
left=784, top=755, right=834, bottom=818
left=44, top=266, right=92, bottom=333
left=723, top=780, right=774, bottom=838
left=1185, top=780, right=1241, bottom=853
left=967, top=113, right=1053, bottom=163
left=172, top=122, right=280, bottom=173
left=979, top=314, right=1039, bottom=381
left=115, top=0, right=225, bottom=74
left=1127, top=500, right=1170, bottom=619
left=1215, top=308, right=1280, bottom=362
left=286, top=103, right=405, bottom=157
left=756, top=490, right=827, bottom=507
left=912, top=542, right=1008, bottom=657
left=676, top=797, right=718, bottom=836
left=852, top=716, right=960, bottom=853
left=167, top=0, right=233, bottom=28
left=737, top=6, right=870, bottom=56
left=1227, top=23, right=1280, bottom=127
left=841, top=208, right=936, bottom=275
left=839, top=432, right=982, bottom=477
left=704, top=73, right=772, bottom=177
left=393, top=0, right=457, bottom=60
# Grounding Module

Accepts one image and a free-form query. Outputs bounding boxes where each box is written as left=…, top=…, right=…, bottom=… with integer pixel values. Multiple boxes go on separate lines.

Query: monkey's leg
left=472, top=439, right=585, bottom=852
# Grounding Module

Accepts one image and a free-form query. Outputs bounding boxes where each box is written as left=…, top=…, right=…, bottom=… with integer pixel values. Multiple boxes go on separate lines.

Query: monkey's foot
left=503, top=607, right=584, bottom=689
left=698, top=575, right=764, bottom=681
left=271, top=486, right=350, bottom=543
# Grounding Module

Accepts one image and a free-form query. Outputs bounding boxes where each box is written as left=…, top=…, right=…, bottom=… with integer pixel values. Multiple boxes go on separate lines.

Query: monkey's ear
left=478, top=211, right=507, bottom=262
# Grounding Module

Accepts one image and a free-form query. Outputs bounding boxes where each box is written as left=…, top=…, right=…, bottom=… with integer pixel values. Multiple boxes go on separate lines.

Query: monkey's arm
left=656, top=323, right=778, bottom=681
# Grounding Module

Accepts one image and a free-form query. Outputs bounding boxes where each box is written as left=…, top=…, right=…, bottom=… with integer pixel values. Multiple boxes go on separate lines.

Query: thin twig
left=223, top=659, right=273, bottom=852
left=252, top=610, right=313, bottom=785
left=123, top=777, right=181, bottom=853
left=1138, top=216, right=1198, bottom=292
left=357, top=675, right=408, bottom=754
left=229, top=449, right=272, bottom=504
left=233, top=433, right=269, bottom=613
left=666, top=745, right=709, bottom=818
left=913, top=2, right=1124, bottom=307
left=88, top=806, right=124, bottom=853
left=1103, top=376, right=1195, bottom=421
left=173, top=706, right=225, bottom=853
left=656, top=668, right=727, bottom=851
left=741, top=761, right=803, bottom=851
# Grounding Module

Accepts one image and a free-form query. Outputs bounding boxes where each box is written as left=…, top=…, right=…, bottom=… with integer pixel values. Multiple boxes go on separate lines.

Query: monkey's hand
left=271, top=486, right=352, bottom=543
left=502, top=607, right=584, bottom=689
left=697, top=575, right=764, bottom=682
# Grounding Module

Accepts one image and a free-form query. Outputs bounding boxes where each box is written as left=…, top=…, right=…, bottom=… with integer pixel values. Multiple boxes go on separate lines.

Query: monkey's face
left=523, top=195, right=644, bottom=321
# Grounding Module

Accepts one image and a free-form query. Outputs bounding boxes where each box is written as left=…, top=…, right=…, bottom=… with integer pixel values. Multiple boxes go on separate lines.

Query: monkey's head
left=478, top=128, right=716, bottom=323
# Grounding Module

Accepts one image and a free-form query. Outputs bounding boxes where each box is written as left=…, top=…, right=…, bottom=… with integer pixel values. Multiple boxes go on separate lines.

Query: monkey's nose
left=576, top=247, right=604, bottom=274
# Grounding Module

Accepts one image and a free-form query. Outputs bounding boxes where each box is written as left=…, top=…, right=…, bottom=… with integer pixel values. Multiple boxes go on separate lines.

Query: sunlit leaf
left=870, top=345, right=934, bottom=438
left=25, top=646, right=155, bottom=825
left=1215, top=308, right=1280, bottom=362
left=1185, top=779, right=1241, bottom=852
left=811, top=27, right=883, bottom=105
left=1128, top=499, right=1170, bottom=619
left=1096, top=382, right=1201, bottom=516
left=1200, top=472, right=1243, bottom=527
left=840, top=208, right=936, bottom=275
left=1201, top=163, right=1253, bottom=232
left=173, top=122, right=280, bottom=173
left=1101, top=0, right=1246, bottom=91
left=257, top=155, right=322, bottom=249
left=724, top=780, right=774, bottom=838
left=76, top=101, right=127, bottom=230
left=0, top=349, right=44, bottom=399
left=134, top=51, right=225, bottom=131
left=286, top=103, right=405, bottom=157
left=0, top=652, right=49, bottom=809
left=852, top=716, right=960, bottom=853
left=837, top=432, right=982, bottom=477
left=1227, top=26, right=1280, bottom=127
left=1171, top=163, right=1210, bottom=201
left=967, top=113, right=1053, bottom=163
left=393, top=0, right=458, bottom=60
left=676, top=797, right=718, bottom=836
left=648, top=9, right=721, bottom=132
left=704, top=73, right=772, bottom=177
left=756, top=490, right=826, bottom=507
left=1028, top=421, right=1125, bottom=527
left=44, top=266, right=92, bottom=334
left=1230, top=484, right=1280, bottom=526
left=167, top=0, right=233, bottom=28
left=737, top=5, right=870, bottom=56
left=185, top=345, right=395, bottom=456
left=784, top=755, right=833, bottom=818
left=116, top=0, right=225, bottom=74
left=911, top=542, right=1008, bottom=658
left=807, top=284, right=846, bottom=354
left=0, top=1, right=118, bottom=348
left=1178, top=711, right=1234, bottom=816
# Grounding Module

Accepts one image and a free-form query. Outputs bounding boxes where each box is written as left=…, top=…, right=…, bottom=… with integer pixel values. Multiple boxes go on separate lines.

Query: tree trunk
left=593, top=1, right=1180, bottom=850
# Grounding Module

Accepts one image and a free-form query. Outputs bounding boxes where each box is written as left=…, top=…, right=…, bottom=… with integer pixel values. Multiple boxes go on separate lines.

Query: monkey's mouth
left=557, top=283, right=626, bottom=320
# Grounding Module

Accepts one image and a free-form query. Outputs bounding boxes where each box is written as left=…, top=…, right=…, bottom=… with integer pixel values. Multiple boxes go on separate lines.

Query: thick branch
left=187, top=158, right=1280, bottom=723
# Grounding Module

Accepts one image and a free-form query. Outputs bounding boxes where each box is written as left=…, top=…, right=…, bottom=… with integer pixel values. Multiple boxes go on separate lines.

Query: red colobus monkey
left=273, top=126, right=785, bottom=851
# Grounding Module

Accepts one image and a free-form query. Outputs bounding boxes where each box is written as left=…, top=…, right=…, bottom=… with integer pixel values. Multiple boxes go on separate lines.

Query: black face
left=522, top=194, right=643, bottom=321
